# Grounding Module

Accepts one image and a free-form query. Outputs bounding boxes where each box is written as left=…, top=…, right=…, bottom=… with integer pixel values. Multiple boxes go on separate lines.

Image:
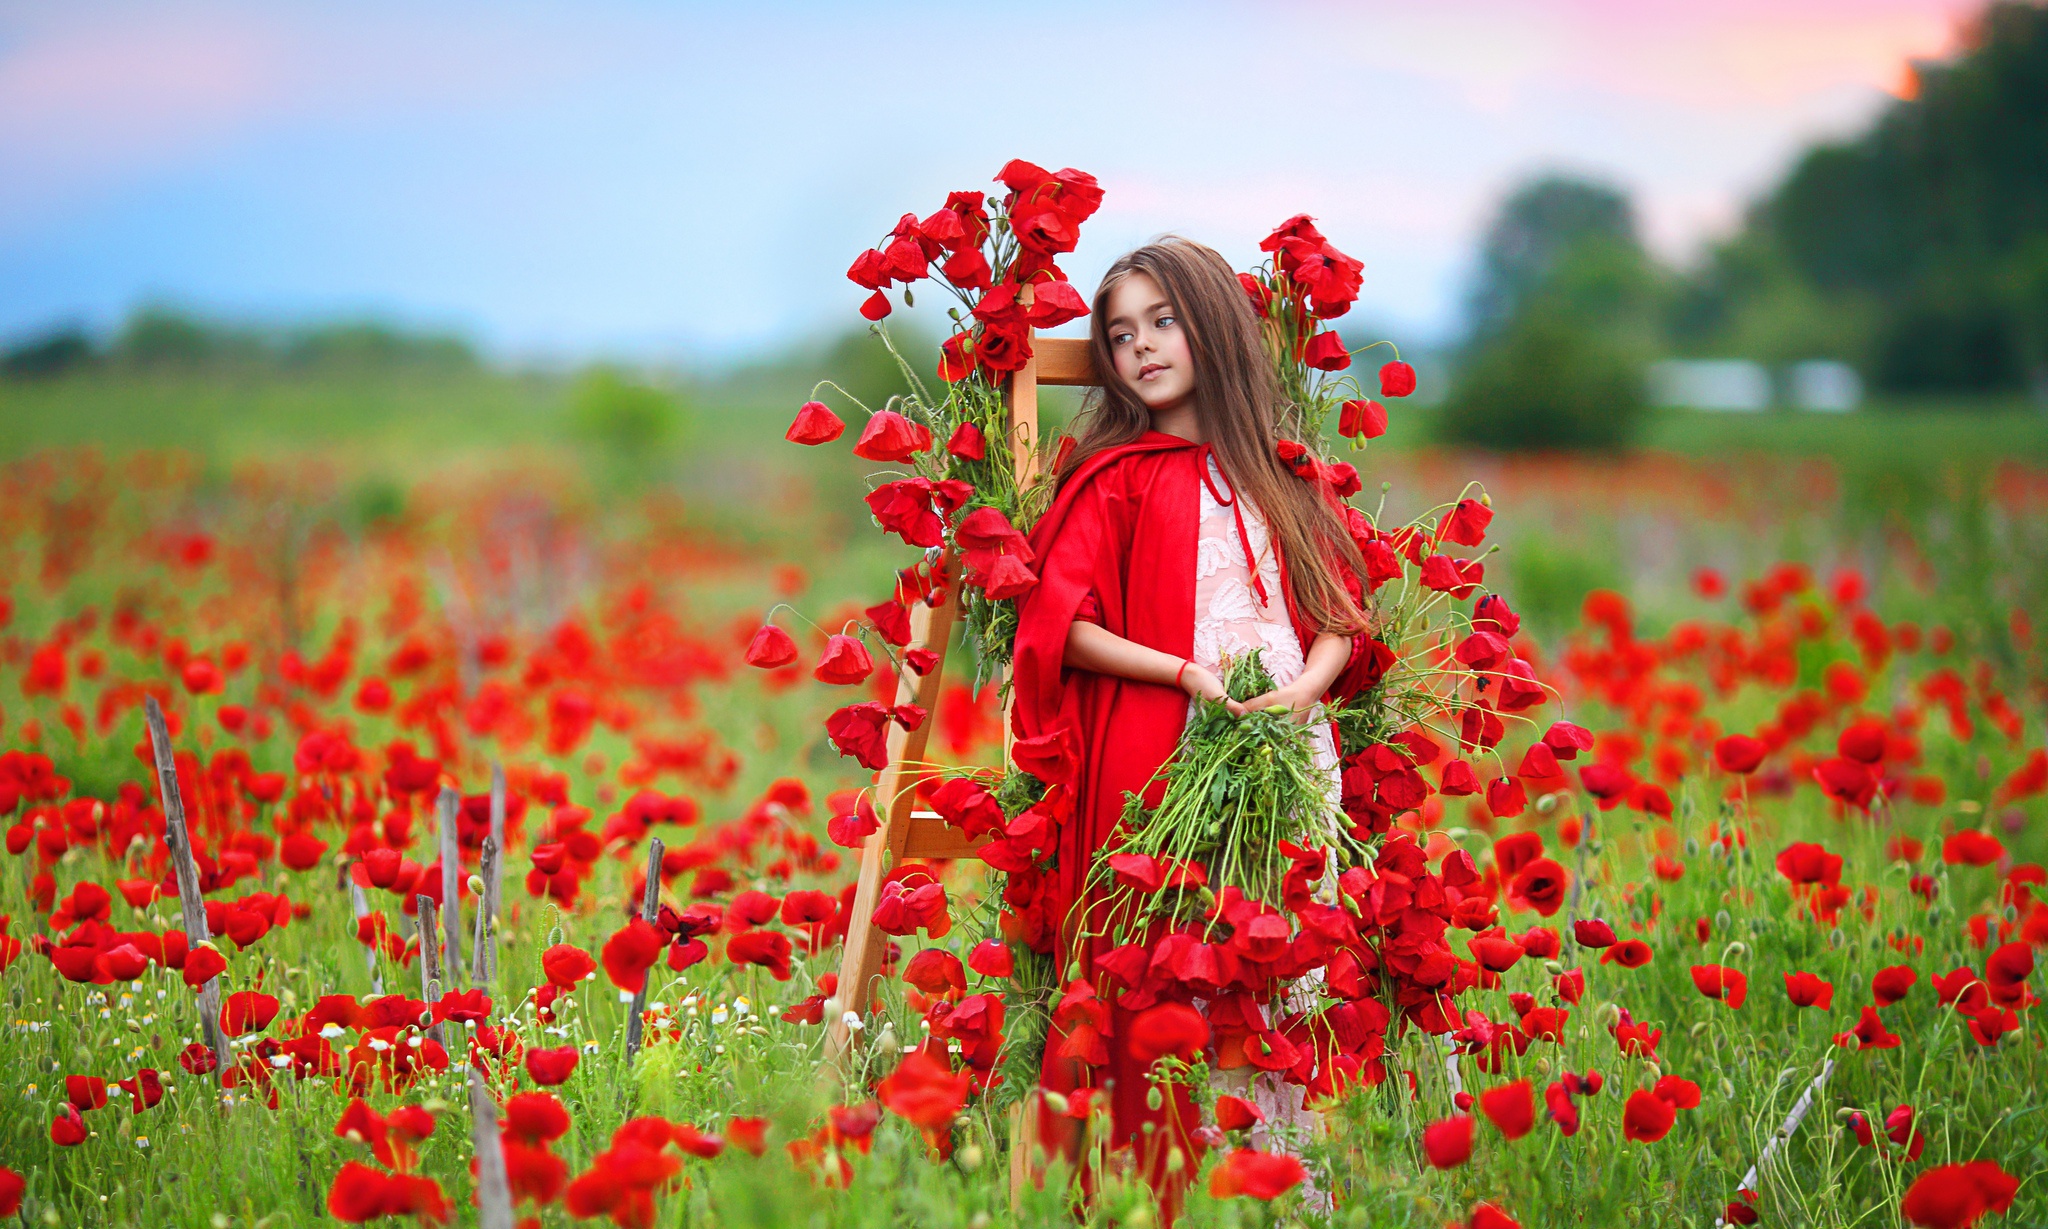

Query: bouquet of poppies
left=786, top=159, right=1105, bottom=693
left=1084, top=650, right=1356, bottom=943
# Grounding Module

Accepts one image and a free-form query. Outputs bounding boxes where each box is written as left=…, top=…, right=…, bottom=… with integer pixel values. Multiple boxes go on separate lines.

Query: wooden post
left=350, top=879, right=384, bottom=995
left=437, top=787, right=466, bottom=985
left=468, top=1066, right=515, bottom=1229
left=624, top=839, right=665, bottom=1066
left=416, top=895, right=447, bottom=1047
left=142, top=697, right=232, bottom=1080
left=470, top=836, right=499, bottom=990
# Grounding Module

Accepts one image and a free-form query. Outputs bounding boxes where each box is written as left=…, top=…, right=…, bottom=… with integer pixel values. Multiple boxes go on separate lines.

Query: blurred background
left=2, top=0, right=2045, bottom=673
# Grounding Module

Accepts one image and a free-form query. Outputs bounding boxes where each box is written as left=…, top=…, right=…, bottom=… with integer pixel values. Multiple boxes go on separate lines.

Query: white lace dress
left=1189, top=454, right=1339, bottom=1188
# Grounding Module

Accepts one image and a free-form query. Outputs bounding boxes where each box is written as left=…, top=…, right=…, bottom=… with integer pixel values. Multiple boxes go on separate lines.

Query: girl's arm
left=1240, top=631, right=1352, bottom=719
left=1065, top=622, right=1248, bottom=715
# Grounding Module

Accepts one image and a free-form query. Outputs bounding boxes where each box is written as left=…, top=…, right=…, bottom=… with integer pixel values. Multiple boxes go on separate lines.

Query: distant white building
left=1788, top=360, right=1862, bottom=411
left=1648, top=358, right=1864, bottom=412
left=1649, top=359, right=1770, bottom=411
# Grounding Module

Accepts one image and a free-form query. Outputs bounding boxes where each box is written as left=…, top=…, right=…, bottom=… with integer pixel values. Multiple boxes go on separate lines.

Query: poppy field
left=0, top=409, right=2042, bottom=1229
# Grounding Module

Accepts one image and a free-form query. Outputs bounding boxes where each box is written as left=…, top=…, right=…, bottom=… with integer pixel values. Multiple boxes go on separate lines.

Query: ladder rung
left=1032, top=337, right=1096, bottom=387
left=901, top=812, right=989, bottom=861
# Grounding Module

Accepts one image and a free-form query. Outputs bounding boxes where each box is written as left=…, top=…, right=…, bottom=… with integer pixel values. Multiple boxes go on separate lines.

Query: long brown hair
left=1062, top=237, right=1369, bottom=636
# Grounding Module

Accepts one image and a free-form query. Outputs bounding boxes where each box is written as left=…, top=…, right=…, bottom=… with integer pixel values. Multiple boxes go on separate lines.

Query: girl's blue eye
left=1156, top=314, right=1175, bottom=329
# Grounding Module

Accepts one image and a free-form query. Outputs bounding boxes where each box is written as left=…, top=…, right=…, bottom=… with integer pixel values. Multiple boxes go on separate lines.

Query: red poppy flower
left=1573, top=918, right=1617, bottom=948
left=1380, top=360, right=1417, bottom=396
left=1900, top=1159, right=2019, bottom=1228
left=1933, top=967, right=1988, bottom=1011
left=876, top=1050, right=970, bottom=1130
left=743, top=625, right=798, bottom=669
left=1469, top=936, right=1526, bottom=974
left=1214, top=1095, right=1264, bottom=1131
left=784, top=401, right=844, bottom=446
left=1873, top=965, right=1917, bottom=1005
left=850, top=411, right=933, bottom=462
left=1462, top=1202, right=1522, bottom=1229
left=525, top=1046, right=580, bottom=1086
left=725, top=1116, right=768, bottom=1157
left=116, top=1068, right=163, bottom=1113
left=50, top=1104, right=87, bottom=1146
left=1783, top=972, right=1834, bottom=1009
left=1338, top=398, right=1387, bottom=440
left=727, top=930, right=795, bottom=981
left=1209, top=1148, right=1306, bottom=1200
left=1598, top=940, right=1651, bottom=970
left=1943, top=831, right=2005, bottom=867
left=812, top=635, right=874, bottom=686
left=220, top=991, right=281, bottom=1037
left=600, top=920, right=665, bottom=993
left=541, top=944, right=596, bottom=988
left=1478, top=1080, right=1534, bottom=1140
left=1507, top=859, right=1567, bottom=916
left=65, top=1075, right=108, bottom=1111
left=1422, top=1115, right=1475, bottom=1167
left=1832, top=1006, right=1902, bottom=1050
left=1621, top=1089, right=1675, bottom=1143
left=0, top=1168, right=21, bottom=1218
left=825, top=702, right=895, bottom=771
left=1690, top=965, right=1747, bottom=1009
left=1128, top=1002, right=1209, bottom=1063
left=182, top=942, right=227, bottom=988
left=967, top=939, right=1013, bottom=979
left=1301, top=330, right=1351, bottom=371
left=1776, top=842, right=1843, bottom=886
left=503, top=1092, right=571, bottom=1147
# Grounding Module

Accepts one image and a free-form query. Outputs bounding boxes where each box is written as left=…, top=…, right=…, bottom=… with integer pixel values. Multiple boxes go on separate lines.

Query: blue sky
left=0, top=0, right=1975, bottom=363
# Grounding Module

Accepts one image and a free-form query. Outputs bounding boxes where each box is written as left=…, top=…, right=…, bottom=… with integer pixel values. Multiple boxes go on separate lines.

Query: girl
left=1011, top=237, right=1378, bottom=1205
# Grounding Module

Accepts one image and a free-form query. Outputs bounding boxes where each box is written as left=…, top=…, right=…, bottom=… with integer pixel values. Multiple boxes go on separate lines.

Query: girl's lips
left=1138, top=363, right=1165, bottom=379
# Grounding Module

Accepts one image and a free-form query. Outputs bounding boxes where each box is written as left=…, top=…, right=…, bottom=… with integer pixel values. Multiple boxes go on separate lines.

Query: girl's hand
left=1179, top=662, right=1247, bottom=716
left=1238, top=680, right=1320, bottom=722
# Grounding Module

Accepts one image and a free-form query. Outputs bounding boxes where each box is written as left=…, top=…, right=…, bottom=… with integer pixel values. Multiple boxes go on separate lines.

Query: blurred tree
left=568, top=365, right=686, bottom=463
left=1678, top=1, right=2048, bottom=397
left=1, top=326, right=96, bottom=379
left=284, top=321, right=476, bottom=370
left=1441, top=174, right=1656, bottom=450
left=1466, top=176, right=1641, bottom=340
left=115, top=305, right=264, bottom=366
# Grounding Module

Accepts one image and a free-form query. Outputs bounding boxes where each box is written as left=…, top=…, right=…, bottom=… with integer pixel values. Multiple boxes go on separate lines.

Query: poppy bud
left=956, top=1144, right=983, bottom=1172
left=467, top=875, right=484, bottom=895
left=1145, top=1086, right=1164, bottom=1111
left=1041, top=1091, right=1070, bottom=1116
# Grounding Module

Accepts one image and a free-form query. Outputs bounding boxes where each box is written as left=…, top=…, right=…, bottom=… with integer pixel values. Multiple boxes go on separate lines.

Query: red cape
left=1011, top=431, right=1327, bottom=1198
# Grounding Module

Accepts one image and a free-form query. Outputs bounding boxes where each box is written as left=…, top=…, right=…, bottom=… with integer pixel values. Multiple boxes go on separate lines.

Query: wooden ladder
left=825, top=332, right=1096, bottom=1064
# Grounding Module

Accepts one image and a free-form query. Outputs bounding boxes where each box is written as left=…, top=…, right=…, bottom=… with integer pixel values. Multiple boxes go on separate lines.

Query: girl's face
left=1104, top=271, right=1195, bottom=415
